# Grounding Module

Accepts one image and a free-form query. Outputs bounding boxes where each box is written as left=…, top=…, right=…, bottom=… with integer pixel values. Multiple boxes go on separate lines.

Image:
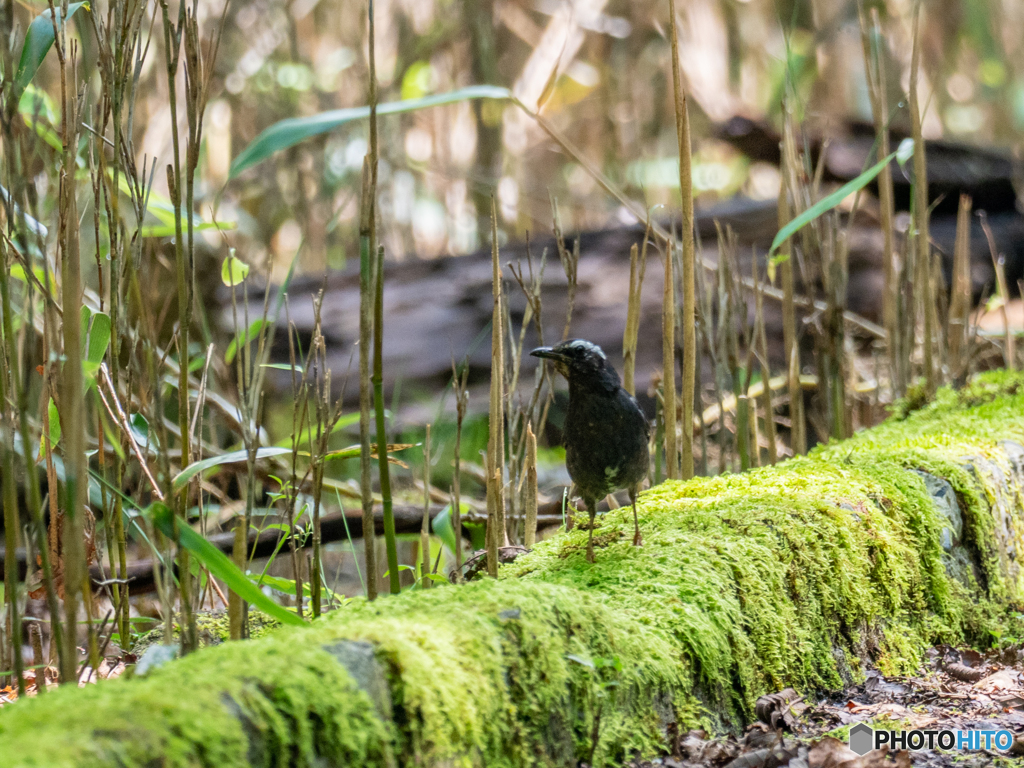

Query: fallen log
left=0, top=504, right=566, bottom=593
left=3, top=371, right=1024, bottom=767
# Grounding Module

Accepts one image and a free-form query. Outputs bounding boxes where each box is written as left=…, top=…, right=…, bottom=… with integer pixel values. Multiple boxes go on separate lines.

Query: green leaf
left=423, top=573, right=449, bottom=584
left=139, top=220, right=236, bottom=238
left=87, top=311, right=111, bottom=364
left=46, top=398, right=60, bottom=450
left=221, top=253, right=250, bottom=286
left=230, top=85, right=511, bottom=178
left=381, top=564, right=415, bottom=578
left=261, top=363, right=303, bottom=372
left=251, top=573, right=311, bottom=597
left=431, top=502, right=470, bottom=555
left=225, top=318, right=268, bottom=364
left=11, top=3, right=91, bottom=112
left=151, top=503, right=306, bottom=627
left=768, top=148, right=899, bottom=258
left=171, top=447, right=293, bottom=493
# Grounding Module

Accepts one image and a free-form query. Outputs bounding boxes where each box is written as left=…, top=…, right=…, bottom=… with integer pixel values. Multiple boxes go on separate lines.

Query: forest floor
left=632, top=644, right=1024, bottom=768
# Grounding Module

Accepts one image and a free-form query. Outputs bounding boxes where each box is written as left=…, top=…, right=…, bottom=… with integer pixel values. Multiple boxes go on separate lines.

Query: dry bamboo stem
left=668, top=0, right=696, bottom=480
left=780, top=109, right=805, bottom=455
left=661, top=240, right=679, bottom=480
left=948, top=195, right=973, bottom=376
left=909, top=0, right=934, bottom=394
left=524, top=423, right=538, bottom=548
left=487, top=198, right=507, bottom=577
left=858, top=4, right=898, bottom=391
left=421, top=424, right=432, bottom=587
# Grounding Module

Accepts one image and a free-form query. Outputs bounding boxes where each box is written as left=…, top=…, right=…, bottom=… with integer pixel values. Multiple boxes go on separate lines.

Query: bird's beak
left=530, top=347, right=567, bottom=363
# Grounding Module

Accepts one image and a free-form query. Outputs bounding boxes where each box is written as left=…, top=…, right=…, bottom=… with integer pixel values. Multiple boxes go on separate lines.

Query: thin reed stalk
left=661, top=240, right=679, bottom=480
left=979, top=212, right=1015, bottom=370
left=779, top=107, right=805, bottom=455
left=524, top=423, right=538, bottom=548
left=486, top=198, right=507, bottom=576
left=909, top=0, right=934, bottom=394
left=421, top=424, right=432, bottom=587
left=373, top=246, right=400, bottom=595
left=668, top=0, right=696, bottom=479
left=451, top=361, right=469, bottom=582
left=948, top=195, right=973, bottom=377
left=858, top=4, right=899, bottom=394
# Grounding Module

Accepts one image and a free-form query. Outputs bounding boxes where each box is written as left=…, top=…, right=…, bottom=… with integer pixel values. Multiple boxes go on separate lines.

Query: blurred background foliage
left=19, top=0, right=1024, bottom=279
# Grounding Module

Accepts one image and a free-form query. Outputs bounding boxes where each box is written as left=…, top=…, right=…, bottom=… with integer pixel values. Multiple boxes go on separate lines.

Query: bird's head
left=530, top=339, right=619, bottom=391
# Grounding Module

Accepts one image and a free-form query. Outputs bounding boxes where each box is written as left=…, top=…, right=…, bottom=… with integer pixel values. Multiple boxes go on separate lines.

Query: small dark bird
left=530, top=339, right=650, bottom=562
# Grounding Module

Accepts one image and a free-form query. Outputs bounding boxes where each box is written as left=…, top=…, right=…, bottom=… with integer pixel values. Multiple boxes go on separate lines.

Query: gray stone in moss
left=910, top=469, right=979, bottom=589
left=962, top=453, right=1023, bottom=593
left=322, top=639, right=392, bottom=721
left=910, top=470, right=963, bottom=549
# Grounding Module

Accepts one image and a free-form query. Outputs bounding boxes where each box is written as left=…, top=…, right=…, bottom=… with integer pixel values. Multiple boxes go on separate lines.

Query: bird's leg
left=586, top=497, right=596, bottom=563
left=630, top=488, right=642, bottom=547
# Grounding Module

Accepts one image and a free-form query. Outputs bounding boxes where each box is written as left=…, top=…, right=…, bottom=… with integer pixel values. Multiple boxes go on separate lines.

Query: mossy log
left=4, top=372, right=1024, bottom=767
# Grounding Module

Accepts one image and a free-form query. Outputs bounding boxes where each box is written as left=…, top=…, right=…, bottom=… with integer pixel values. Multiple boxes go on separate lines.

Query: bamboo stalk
left=623, top=243, right=644, bottom=396
left=662, top=239, right=679, bottom=480
left=736, top=395, right=751, bottom=471
left=754, top=260, right=778, bottom=465
left=979, top=212, right=1015, bottom=370
left=229, top=524, right=244, bottom=640
left=779, top=107, right=805, bottom=455
left=668, top=0, right=696, bottom=480
left=909, top=0, right=934, bottom=394
left=421, top=424, right=432, bottom=587
left=1, top=323, right=24, bottom=695
left=359, top=0, right=381, bottom=599
left=451, top=361, right=468, bottom=582
left=858, top=4, right=899, bottom=393
left=373, top=245, right=400, bottom=595
left=524, top=423, right=538, bottom=548
left=487, top=197, right=507, bottom=577
left=948, top=195, right=973, bottom=376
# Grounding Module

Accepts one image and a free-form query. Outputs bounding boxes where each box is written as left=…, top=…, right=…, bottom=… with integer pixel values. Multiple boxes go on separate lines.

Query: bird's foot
left=632, top=529, right=643, bottom=547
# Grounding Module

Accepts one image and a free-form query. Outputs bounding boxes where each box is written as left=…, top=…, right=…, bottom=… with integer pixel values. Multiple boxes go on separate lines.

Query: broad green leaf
left=221, top=253, right=250, bottom=286
left=129, top=412, right=151, bottom=450
left=230, top=85, right=511, bottom=178
left=171, top=446, right=293, bottom=493
left=151, top=502, right=306, bottom=627
left=225, top=318, right=268, bottom=364
left=11, top=3, right=91, bottom=111
left=251, top=573, right=311, bottom=597
left=19, top=84, right=61, bottom=151
left=768, top=148, right=899, bottom=258
left=381, top=564, right=415, bottom=579
left=430, top=503, right=470, bottom=555
left=87, top=311, right=111, bottom=364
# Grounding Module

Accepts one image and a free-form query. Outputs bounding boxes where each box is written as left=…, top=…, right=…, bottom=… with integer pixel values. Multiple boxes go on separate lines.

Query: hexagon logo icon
left=849, top=723, right=873, bottom=756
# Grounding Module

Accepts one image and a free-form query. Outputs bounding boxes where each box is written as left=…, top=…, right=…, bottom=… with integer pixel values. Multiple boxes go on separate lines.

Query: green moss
left=3, top=371, right=1024, bottom=767
left=132, top=609, right=282, bottom=653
